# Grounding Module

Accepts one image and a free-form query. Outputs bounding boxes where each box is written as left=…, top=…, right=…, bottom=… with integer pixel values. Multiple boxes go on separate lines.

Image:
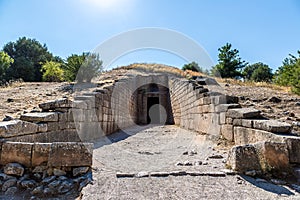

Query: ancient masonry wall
left=1, top=74, right=300, bottom=174
left=169, top=76, right=300, bottom=174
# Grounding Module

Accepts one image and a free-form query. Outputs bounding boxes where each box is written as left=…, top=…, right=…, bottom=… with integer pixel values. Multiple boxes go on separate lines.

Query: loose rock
left=73, top=167, right=89, bottom=177
left=4, top=163, right=25, bottom=177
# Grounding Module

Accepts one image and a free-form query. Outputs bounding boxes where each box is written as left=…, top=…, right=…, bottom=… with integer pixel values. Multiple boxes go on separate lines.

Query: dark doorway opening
left=147, top=97, right=160, bottom=124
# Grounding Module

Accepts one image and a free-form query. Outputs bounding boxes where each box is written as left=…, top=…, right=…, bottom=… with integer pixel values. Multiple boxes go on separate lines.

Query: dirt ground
left=0, top=82, right=73, bottom=120
left=223, top=83, right=300, bottom=134
left=81, top=125, right=300, bottom=200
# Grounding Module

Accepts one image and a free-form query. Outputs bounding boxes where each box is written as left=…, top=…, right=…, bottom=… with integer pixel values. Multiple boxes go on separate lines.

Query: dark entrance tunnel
left=133, top=83, right=174, bottom=125
left=147, top=97, right=160, bottom=124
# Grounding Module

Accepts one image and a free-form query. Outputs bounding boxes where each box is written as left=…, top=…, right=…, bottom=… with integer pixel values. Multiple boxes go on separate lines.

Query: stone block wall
left=1, top=73, right=300, bottom=173
left=0, top=141, right=93, bottom=168
left=169, top=77, right=240, bottom=137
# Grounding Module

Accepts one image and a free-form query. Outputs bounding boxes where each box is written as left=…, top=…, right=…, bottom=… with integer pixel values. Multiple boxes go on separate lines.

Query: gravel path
left=81, top=125, right=300, bottom=200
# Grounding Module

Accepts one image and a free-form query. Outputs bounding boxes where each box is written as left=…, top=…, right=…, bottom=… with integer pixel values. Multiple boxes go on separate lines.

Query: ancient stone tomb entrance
left=135, top=83, right=173, bottom=125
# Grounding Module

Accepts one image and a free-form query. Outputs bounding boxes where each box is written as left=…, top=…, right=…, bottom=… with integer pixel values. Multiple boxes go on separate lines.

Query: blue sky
left=0, top=0, right=299, bottom=71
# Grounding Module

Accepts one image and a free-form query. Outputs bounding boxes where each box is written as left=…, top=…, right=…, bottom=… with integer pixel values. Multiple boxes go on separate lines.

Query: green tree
left=0, top=51, right=14, bottom=81
left=41, top=61, right=64, bottom=82
left=3, top=37, right=54, bottom=81
left=243, top=62, right=273, bottom=82
left=63, top=53, right=86, bottom=82
left=63, top=52, right=102, bottom=83
left=274, top=51, right=300, bottom=94
left=182, top=61, right=203, bottom=72
left=77, top=53, right=103, bottom=83
left=211, top=43, right=247, bottom=78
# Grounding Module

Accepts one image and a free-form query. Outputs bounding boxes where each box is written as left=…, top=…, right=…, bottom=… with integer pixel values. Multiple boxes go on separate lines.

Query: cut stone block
left=226, top=145, right=261, bottom=172
left=226, top=108, right=261, bottom=119
left=227, top=141, right=291, bottom=174
left=20, top=112, right=58, bottom=122
left=254, top=141, right=290, bottom=172
left=233, top=127, right=284, bottom=145
left=1, top=142, right=33, bottom=167
left=48, top=142, right=93, bottom=167
left=285, top=137, right=300, bottom=164
left=32, top=143, right=51, bottom=166
left=39, top=98, right=73, bottom=111
left=221, top=125, right=234, bottom=141
left=253, top=120, right=292, bottom=133
left=215, top=104, right=241, bottom=112
left=0, top=120, right=38, bottom=138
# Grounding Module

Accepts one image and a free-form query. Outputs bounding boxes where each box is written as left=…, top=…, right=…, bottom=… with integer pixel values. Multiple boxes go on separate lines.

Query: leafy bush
left=0, top=51, right=14, bottom=82
left=243, top=62, right=273, bottom=82
left=63, top=52, right=102, bottom=83
left=274, top=51, right=300, bottom=94
left=182, top=61, right=203, bottom=72
left=41, top=61, right=64, bottom=82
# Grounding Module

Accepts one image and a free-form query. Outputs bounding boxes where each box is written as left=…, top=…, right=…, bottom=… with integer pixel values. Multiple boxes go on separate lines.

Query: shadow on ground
left=241, top=175, right=295, bottom=196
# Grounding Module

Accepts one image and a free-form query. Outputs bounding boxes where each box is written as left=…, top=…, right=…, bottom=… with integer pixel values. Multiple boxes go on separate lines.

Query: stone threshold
left=116, top=169, right=236, bottom=178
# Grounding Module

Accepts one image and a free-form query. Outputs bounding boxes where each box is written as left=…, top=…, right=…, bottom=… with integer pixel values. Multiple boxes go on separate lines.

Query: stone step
left=234, top=119, right=292, bottom=133
left=39, top=98, right=72, bottom=111
left=226, top=108, right=261, bottom=119
left=253, top=120, right=291, bottom=133
left=20, top=112, right=58, bottom=122
left=0, top=120, right=38, bottom=138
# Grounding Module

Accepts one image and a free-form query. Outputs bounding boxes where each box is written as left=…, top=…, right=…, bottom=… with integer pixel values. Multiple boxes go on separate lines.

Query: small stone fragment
left=42, top=176, right=56, bottom=184
left=208, top=154, right=224, bottom=159
left=267, top=96, right=281, bottom=103
left=135, top=171, right=149, bottom=178
left=53, top=168, right=66, bottom=176
left=2, top=178, right=17, bottom=192
left=4, top=163, right=25, bottom=177
left=31, top=186, right=44, bottom=196
left=183, top=161, right=193, bottom=166
left=4, top=186, right=17, bottom=196
left=20, top=180, right=37, bottom=189
left=245, top=170, right=257, bottom=177
left=73, top=167, right=90, bottom=177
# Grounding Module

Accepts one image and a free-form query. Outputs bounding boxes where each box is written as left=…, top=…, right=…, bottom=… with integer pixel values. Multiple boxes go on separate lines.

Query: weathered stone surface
left=39, top=98, right=73, bottom=111
left=2, top=178, right=17, bottom=191
left=221, top=125, right=234, bottom=141
left=48, top=142, right=93, bottom=167
left=73, top=167, right=90, bottom=177
left=233, top=127, right=284, bottom=145
left=227, top=142, right=291, bottom=174
left=1, top=142, right=33, bottom=167
left=20, top=112, right=58, bottom=122
left=3, top=163, right=25, bottom=176
left=267, top=96, right=282, bottom=103
left=135, top=171, right=149, bottom=178
left=253, top=120, right=292, bottom=133
left=0, top=120, right=38, bottom=138
left=226, top=145, right=261, bottom=173
left=32, top=143, right=51, bottom=166
left=254, top=141, right=290, bottom=172
left=285, top=136, right=300, bottom=164
left=215, top=104, right=241, bottom=112
left=226, top=108, right=261, bottom=119
left=53, top=168, right=67, bottom=176
left=37, top=123, right=48, bottom=132
left=116, top=172, right=134, bottom=178
left=20, top=180, right=37, bottom=189
left=4, top=186, right=17, bottom=195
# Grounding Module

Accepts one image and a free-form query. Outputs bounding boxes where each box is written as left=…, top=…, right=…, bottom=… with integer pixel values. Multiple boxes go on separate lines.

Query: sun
left=84, top=0, right=132, bottom=12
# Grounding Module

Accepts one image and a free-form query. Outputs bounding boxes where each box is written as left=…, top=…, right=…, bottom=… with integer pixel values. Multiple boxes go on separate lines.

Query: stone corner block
left=48, top=142, right=93, bottom=167
left=20, top=112, right=58, bottom=122
left=0, top=142, right=33, bottom=167
left=226, top=108, right=261, bottom=119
